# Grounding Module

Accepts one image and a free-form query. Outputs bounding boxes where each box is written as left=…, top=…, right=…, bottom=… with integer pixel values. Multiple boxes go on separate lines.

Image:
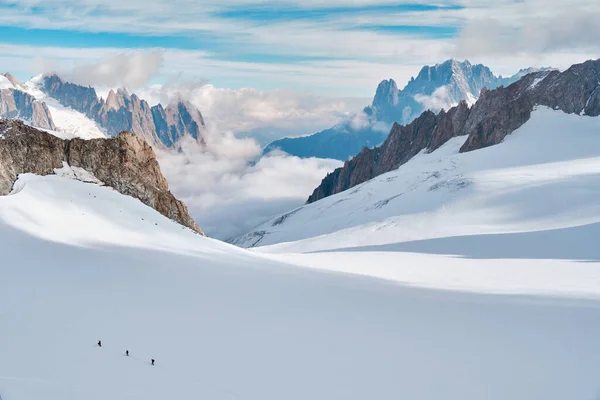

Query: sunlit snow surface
left=21, top=75, right=107, bottom=139
left=246, top=107, right=600, bottom=252
left=236, top=108, right=600, bottom=295
left=2, top=107, right=600, bottom=399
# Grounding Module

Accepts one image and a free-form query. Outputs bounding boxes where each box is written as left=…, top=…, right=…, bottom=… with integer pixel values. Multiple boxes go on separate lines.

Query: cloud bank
left=156, top=135, right=341, bottom=240
left=138, top=82, right=367, bottom=145
left=49, top=50, right=164, bottom=89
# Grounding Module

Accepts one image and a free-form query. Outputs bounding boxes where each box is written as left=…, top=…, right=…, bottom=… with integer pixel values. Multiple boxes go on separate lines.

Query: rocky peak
left=3, top=72, right=20, bottom=88
left=44, top=74, right=103, bottom=118
left=0, top=118, right=203, bottom=234
left=104, top=89, right=126, bottom=111
left=307, top=58, right=600, bottom=204
left=364, top=59, right=505, bottom=126
left=373, top=79, right=399, bottom=108
left=0, top=88, right=56, bottom=130
left=151, top=100, right=206, bottom=147
left=41, top=75, right=206, bottom=149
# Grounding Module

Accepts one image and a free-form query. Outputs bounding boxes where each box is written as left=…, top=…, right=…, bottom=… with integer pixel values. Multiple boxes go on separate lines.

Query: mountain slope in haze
left=263, top=121, right=388, bottom=160
left=306, top=59, right=599, bottom=204
left=37, top=74, right=205, bottom=148
left=264, top=60, right=540, bottom=161
left=233, top=106, right=600, bottom=250
left=3, top=166, right=600, bottom=400
left=0, top=118, right=201, bottom=233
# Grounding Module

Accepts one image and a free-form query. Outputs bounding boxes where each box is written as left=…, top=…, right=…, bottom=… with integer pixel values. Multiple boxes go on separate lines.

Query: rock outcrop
left=0, top=88, right=56, bottom=130
left=42, top=75, right=206, bottom=148
left=307, top=58, right=600, bottom=203
left=0, top=119, right=203, bottom=234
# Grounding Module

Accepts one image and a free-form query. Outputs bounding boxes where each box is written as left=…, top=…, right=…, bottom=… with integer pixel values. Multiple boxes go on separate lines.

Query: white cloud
left=50, top=50, right=164, bottom=89
left=156, top=135, right=341, bottom=240
left=414, top=86, right=456, bottom=112
left=137, top=82, right=368, bottom=144
left=454, top=0, right=600, bottom=58
left=2, top=0, right=600, bottom=97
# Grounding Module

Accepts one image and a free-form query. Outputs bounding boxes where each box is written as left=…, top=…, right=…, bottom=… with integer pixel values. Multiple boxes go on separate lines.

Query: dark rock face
left=0, top=119, right=203, bottom=233
left=0, top=88, right=56, bottom=130
left=42, top=75, right=206, bottom=148
left=43, top=74, right=102, bottom=117
left=308, top=58, right=600, bottom=204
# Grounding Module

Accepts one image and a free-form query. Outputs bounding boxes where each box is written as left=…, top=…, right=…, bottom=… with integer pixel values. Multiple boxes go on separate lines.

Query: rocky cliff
left=42, top=75, right=205, bottom=148
left=0, top=82, right=56, bottom=131
left=307, top=58, right=600, bottom=203
left=0, top=119, right=203, bottom=233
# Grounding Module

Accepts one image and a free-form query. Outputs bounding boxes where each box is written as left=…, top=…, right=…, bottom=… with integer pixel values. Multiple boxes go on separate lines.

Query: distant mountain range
left=232, top=58, right=600, bottom=248
left=306, top=59, right=599, bottom=204
left=264, top=60, right=552, bottom=161
left=0, top=73, right=206, bottom=148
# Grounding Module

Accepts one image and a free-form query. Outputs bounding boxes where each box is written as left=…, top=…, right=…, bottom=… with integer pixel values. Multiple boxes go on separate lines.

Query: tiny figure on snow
left=97, top=340, right=102, bottom=347
left=125, top=350, right=129, bottom=356
left=151, top=359, right=155, bottom=366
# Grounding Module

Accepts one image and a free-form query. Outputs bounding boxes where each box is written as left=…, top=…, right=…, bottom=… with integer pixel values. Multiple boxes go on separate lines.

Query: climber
left=151, top=359, right=155, bottom=366
left=97, top=340, right=102, bottom=347
left=125, top=350, right=129, bottom=356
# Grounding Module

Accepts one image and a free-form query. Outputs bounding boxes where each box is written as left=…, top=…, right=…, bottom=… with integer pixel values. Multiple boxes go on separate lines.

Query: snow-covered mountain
left=0, top=118, right=200, bottom=233
left=307, top=59, right=595, bottom=203
left=3, top=59, right=600, bottom=399
left=233, top=59, right=600, bottom=249
left=234, top=106, right=600, bottom=252
left=1, top=73, right=208, bottom=147
left=40, top=74, right=206, bottom=148
left=264, top=60, right=543, bottom=161
left=3, top=137, right=600, bottom=400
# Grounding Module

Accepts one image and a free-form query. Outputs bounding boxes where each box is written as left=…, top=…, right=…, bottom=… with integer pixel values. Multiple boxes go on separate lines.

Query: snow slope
left=0, top=75, right=14, bottom=90
left=3, top=170, right=600, bottom=399
left=238, top=107, right=600, bottom=253
left=21, top=75, right=106, bottom=139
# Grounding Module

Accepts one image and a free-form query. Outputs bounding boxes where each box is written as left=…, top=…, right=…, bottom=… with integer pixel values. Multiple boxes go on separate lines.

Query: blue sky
left=0, top=0, right=598, bottom=95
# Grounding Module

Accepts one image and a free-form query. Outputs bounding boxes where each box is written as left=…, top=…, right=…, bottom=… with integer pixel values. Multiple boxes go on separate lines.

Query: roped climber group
left=98, top=340, right=155, bottom=366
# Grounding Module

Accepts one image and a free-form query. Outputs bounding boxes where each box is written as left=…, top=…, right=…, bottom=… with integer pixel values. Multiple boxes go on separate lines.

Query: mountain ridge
left=0, top=118, right=203, bottom=233
left=306, top=59, right=599, bottom=204
left=265, top=60, right=543, bottom=161
left=42, top=74, right=206, bottom=148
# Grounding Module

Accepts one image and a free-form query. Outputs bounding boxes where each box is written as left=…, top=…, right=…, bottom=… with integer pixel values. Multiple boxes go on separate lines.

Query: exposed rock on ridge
left=42, top=75, right=205, bottom=148
left=308, top=58, right=600, bottom=204
left=0, top=119, right=203, bottom=233
left=0, top=87, right=56, bottom=130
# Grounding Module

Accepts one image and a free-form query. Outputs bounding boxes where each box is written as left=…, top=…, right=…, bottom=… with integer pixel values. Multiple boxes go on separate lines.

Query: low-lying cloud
left=156, top=135, right=341, bottom=240
left=48, top=50, right=164, bottom=90
left=414, top=86, right=457, bottom=113
left=138, top=82, right=368, bottom=145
